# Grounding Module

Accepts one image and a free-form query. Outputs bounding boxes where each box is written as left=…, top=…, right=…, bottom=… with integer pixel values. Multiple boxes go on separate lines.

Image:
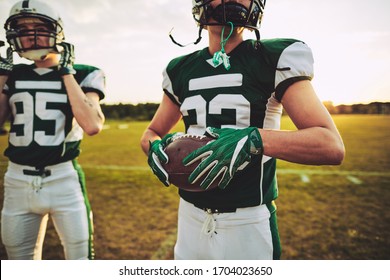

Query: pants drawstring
left=32, top=176, right=43, bottom=193
left=201, top=211, right=217, bottom=236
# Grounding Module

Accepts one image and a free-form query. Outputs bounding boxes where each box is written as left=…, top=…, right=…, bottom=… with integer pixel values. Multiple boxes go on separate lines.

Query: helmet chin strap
left=169, top=27, right=203, bottom=47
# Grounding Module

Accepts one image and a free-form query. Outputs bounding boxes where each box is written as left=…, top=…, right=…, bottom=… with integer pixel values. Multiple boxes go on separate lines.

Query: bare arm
left=260, top=80, right=345, bottom=165
left=62, top=74, right=105, bottom=136
left=140, top=94, right=182, bottom=155
left=0, top=76, right=10, bottom=127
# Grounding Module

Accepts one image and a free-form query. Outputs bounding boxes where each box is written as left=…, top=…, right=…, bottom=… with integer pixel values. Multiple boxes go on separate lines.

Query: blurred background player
left=141, top=0, right=344, bottom=259
left=0, top=0, right=105, bottom=259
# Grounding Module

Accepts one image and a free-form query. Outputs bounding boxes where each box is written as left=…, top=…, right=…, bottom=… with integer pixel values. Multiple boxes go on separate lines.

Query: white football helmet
left=4, top=0, right=64, bottom=61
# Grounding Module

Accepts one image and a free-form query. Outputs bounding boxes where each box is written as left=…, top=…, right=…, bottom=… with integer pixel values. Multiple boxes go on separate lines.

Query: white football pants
left=174, top=198, right=274, bottom=260
left=1, top=161, right=93, bottom=260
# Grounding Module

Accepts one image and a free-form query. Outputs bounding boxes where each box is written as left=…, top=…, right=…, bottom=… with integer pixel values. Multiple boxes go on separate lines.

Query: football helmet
left=192, top=0, right=266, bottom=31
left=169, top=0, right=266, bottom=46
left=4, top=0, right=64, bottom=61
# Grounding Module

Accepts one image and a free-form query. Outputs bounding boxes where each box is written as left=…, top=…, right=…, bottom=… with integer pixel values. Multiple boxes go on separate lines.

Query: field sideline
left=0, top=114, right=389, bottom=260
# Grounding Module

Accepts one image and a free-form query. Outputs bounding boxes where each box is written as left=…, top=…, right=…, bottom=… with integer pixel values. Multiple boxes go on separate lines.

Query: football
left=163, top=134, right=217, bottom=192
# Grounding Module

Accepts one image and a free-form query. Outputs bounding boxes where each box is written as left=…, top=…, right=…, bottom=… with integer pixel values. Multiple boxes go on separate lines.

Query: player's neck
left=207, top=26, right=244, bottom=55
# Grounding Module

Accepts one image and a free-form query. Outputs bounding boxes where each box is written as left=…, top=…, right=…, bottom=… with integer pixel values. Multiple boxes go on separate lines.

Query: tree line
left=101, top=101, right=390, bottom=121
left=323, top=101, right=390, bottom=115
left=101, top=103, right=159, bottom=121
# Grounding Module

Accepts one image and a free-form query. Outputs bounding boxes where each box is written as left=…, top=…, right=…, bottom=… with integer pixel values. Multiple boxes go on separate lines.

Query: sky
left=0, top=0, right=389, bottom=105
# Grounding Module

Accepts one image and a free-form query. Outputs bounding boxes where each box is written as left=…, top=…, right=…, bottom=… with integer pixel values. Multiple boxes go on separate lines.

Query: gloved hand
left=0, top=41, right=13, bottom=76
left=148, top=132, right=183, bottom=186
left=58, top=42, right=76, bottom=75
left=183, top=127, right=263, bottom=190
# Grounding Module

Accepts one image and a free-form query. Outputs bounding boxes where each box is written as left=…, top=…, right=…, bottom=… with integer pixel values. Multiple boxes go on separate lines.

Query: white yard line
left=300, top=174, right=311, bottom=183
left=346, top=176, right=363, bottom=185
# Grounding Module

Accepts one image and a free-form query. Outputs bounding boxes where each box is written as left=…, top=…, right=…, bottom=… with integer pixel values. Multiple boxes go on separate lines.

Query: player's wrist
left=148, top=139, right=170, bottom=186
left=247, top=127, right=263, bottom=155
left=59, top=67, right=76, bottom=76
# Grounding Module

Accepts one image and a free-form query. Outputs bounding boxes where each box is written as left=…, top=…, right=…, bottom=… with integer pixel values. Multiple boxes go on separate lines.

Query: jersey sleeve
left=162, top=66, right=181, bottom=106
left=274, top=41, right=314, bottom=101
left=162, top=50, right=203, bottom=107
left=75, top=65, right=106, bottom=100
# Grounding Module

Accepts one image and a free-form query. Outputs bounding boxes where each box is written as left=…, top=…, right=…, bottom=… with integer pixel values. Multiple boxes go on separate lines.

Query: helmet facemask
left=4, top=1, right=64, bottom=61
left=171, top=0, right=266, bottom=47
left=193, top=0, right=265, bottom=31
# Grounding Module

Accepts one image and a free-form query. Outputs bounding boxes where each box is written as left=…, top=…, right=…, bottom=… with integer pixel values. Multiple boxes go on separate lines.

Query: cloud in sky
left=1, top=0, right=390, bottom=105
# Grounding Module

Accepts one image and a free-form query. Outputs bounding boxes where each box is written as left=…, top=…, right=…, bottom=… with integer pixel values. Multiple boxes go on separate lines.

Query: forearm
left=62, top=74, right=105, bottom=135
left=260, top=126, right=345, bottom=165
left=0, top=75, right=7, bottom=88
left=0, top=76, right=10, bottom=126
left=140, top=94, right=183, bottom=155
left=266, top=80, right=346, bottom=165
left=140, top=128, right=161, bottom=155
left=0, top=99, right=10, bottom=126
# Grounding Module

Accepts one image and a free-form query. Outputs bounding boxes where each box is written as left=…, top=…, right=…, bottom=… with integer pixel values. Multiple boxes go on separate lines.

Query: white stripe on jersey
left=15, top=81, right=62, bottom=90
left=189, top=74, right=243, bottom=91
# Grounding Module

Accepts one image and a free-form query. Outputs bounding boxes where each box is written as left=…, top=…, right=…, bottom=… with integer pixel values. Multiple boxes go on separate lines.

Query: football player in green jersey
left=141, top=0, right=345, bottom=260
left=0, top=0, right=105, bottom=260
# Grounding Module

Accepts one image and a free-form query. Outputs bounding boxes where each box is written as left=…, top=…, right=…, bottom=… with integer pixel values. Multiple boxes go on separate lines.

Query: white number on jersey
left=9, top=92, right=67, bottom=147
left=181, top=94, right=251, bottom=135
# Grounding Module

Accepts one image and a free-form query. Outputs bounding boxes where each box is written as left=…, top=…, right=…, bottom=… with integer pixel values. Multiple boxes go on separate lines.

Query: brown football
left=163, top=134, right=217, bottom=192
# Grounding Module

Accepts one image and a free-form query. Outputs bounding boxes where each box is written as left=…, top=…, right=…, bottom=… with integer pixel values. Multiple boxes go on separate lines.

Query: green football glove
left=0, top=41, right=13, bottom=76
left=148, top=132, right=183, bottom=186
left=183, top=127, right=263, bottom=190
left=58, top=42, right=76, bottom=75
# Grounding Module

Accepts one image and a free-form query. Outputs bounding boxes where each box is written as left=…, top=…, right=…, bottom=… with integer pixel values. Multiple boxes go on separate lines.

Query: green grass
left=0, top=115, right=389, bottom=259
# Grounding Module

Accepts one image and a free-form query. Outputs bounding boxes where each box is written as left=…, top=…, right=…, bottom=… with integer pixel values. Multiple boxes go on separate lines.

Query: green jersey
left=3, top=63, right=105, bottom=168
left=163, top=38, right=314, bottom=208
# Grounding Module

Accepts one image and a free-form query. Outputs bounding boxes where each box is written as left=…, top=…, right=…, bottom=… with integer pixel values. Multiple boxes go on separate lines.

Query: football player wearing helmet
left=0, top=0, right=105, bottom=260
left=141, top=0, right=345, bottom=260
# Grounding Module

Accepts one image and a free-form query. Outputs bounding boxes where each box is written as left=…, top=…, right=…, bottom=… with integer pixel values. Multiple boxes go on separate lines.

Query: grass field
left=0, top=115, right=389, bottom=260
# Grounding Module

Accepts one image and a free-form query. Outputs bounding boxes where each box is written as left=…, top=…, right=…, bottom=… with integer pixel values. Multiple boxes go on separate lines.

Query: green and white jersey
left=163, top=38, right=314, bottom=208
left=3, top=64, right=105, bottom=168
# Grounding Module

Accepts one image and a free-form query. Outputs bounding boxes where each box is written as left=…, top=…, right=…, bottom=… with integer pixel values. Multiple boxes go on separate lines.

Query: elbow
left=85, top=129, right=100, bottom=136
left=328, top=141, right=345, bottom=165
left=82, top=115, right=105, bottom=136
left=320, top=128, right=345, bottom=165
left=84, top=123, right=103, bottom=136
